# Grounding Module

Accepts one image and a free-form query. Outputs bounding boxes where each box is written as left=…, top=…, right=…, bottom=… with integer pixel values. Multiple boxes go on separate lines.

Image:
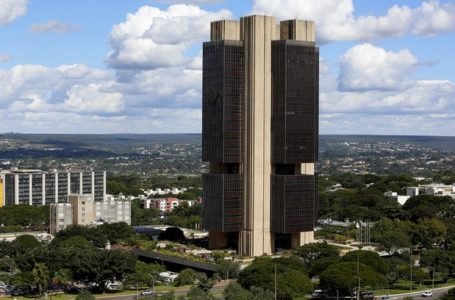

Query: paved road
left=378, top=285, right=453, bottom=299
left=95, top=281, right=229, bottom=300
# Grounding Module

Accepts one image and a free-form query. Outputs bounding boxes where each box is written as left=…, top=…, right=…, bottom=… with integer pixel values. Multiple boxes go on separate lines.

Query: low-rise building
left=143, top=197, right=197, bottom=213
left=406, top=183, right=455, bottom=198
left=384, top=191, right=411, bottom=205
left=50, top=194, right=131, bottom=234
left=49, top=203, right=73, bottom=234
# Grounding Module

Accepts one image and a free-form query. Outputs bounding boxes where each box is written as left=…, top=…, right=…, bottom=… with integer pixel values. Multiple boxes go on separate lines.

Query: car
left=380, top=295, right=390, bottom=300
left=141, top=289, right=155, bottom=296
left=422, top=290, right=433, bottom=297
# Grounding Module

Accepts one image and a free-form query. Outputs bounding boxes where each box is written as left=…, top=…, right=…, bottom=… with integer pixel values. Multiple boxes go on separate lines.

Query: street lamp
left=432, top=266, right=435, bottom=293
left=410, top=248, right=413, bottom=292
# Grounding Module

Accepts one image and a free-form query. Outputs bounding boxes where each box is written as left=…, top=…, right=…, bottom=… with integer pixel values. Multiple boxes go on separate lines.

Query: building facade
left=202, top=16, right=318, bottom=256
left=50, top=194, right=131, bottom=234
left=49, top=203, right=73, bottom=234
left=0, top=169, right=106, bottom=206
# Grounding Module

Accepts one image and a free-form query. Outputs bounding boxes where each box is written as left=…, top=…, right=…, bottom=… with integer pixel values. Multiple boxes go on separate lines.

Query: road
left=378, top=285, right=454, bottom=299
left=95, top=281, right=229, bottom=300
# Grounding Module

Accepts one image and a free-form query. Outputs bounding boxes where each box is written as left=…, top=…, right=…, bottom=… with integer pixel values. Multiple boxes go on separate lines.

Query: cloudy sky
left=0, top=0, right=454, bottom=135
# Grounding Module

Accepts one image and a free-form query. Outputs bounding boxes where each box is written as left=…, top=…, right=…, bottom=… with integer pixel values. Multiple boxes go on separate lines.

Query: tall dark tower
left=202, top=16, right=319, bottom=257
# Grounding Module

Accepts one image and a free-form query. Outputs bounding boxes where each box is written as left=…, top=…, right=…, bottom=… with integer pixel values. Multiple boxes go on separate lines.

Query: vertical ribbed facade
left=202, top=16, right=318, bottom=256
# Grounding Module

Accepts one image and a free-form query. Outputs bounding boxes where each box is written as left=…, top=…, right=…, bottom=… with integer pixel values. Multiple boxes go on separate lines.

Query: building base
left=291, top=231, right=314, bottom=248
left=208, top=231, right=228, bottom=249
left=239, top=230, right=273, bottom=257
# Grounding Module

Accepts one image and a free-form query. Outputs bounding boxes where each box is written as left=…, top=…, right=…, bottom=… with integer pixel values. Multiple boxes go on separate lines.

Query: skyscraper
left=202, top=15, right=318, bottom=257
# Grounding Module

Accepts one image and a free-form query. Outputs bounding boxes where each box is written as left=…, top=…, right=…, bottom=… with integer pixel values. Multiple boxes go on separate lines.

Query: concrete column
left=29, top=174, right=32, bottom=206
left=291, top=231, right=315, bottom=248
left=91, top=172, right=95, bottom=200
left=210, top=20, right=240, bottom=41
left=42, top=174, right=46, bottom=205
left=55, top=174, right=58, bottom=203
left=14, top=175, right=19, bottom=205
left=239, top=15, right=275, bottom=257
left=79, top=172, right=83, bottom=194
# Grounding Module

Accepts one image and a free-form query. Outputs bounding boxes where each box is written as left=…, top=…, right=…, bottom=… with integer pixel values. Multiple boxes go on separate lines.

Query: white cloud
left=63, top=84, right=124, bottom=113
left=0, top=0, right=28, bottom=25
left=0, top=62, right=204, bottom=133
left=0, top=54, right=11, bottom=62
left=154, top=0, right=223, bottom=4
left=252, top=0, right=455, bottom=42
left=339, top=43, right=418, bottom=91
left=322, top=80, right=455, bottom=115
left=30, top=20, right=80, bottom=34
left=106, top=4, right=231, bottom=70
left=0, top=64, right=114, bottom=111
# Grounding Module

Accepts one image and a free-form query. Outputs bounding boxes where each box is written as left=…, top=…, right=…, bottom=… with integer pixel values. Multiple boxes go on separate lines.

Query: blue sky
left=0, top=0, right=454, bottom=135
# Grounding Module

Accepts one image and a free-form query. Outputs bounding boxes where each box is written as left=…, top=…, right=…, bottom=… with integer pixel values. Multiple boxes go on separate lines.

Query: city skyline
left=0, top=0, right=454, bottom=135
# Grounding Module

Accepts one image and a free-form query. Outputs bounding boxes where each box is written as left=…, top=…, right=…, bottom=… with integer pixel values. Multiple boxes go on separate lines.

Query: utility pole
left=410, top=248, right=413, bottom=292
left=357, top=256, right=360, bottom=300
left=432, top=267, right=435, bottom=292
left=274, top=264, right=277, bottom=300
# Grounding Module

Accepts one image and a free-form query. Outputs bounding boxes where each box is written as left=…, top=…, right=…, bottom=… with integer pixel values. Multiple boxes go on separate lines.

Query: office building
left=95, top=199, right=131, bottom=224
left=49, top=203, right=73, bottom=234
left=202, top=16, right=318, bottom=256
left=50, top=194, right=131, bottom=234
left=0, top=169, right=106, bottom=206
left=69, top=194, right=95, bottom=226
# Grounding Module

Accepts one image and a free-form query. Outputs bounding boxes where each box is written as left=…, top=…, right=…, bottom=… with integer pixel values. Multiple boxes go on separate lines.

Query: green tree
left=14, top=234, right=42, bottom=251
left=76, top=289, right=96, bottom=300
left=11, top=271, right=34, bottom=288
left=131, top=200, right=160, bottom=226
left=249, top=286, right=274, bottom=300
left=97, top=222, right=133, bottom=244
left=125, top=261, right=164, bottom=288
left=0, top=256, right=17, bottom=273
left=52, top=225, right=108, bottom=248
left=186, top=286, right=210, bottom=300
left=412, top=218, right=447, bottom=248
left=309, top=256, right=341, bottom=277
left=320, top=262, right=387, bottom=295
left=92, top=250, right=136, bottom=291
left=217, top=260, right=240, bottom=280
left=223, top=282, right=252, bottom=300
left=293, top=242, right=339, bottom=267
left=32, top=262, right=49, bottom=296
left=238, top=257, right=312, bottom=299
left=60, top=235, right=95, bottom=249
left=175, top=268, right=198, bottom=286
left=440, top=287, right=455, bottom=300
left=52, top=268, right=72, bottom=286
left=342, top=250, right=389, bottom=274
left=0, top=205, right=48, bottom=229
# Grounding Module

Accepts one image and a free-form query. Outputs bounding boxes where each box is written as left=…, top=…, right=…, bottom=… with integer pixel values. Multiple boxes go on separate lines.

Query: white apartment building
left=50, top=194, right=131, bottom=234
left=0, top=169, right=106, bottom=206
left=49, top=203, right=73, bottom=234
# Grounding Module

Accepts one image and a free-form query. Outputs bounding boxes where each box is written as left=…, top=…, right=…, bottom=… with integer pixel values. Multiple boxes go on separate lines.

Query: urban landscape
left=1, top=0, right=455, bottom=300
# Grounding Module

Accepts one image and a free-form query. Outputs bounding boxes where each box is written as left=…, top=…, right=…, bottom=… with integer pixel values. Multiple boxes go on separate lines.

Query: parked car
left=311, top=289, right=328, bottom=299
left=422, top=290, right=433, bottom=297
left=141, top=289, right=155, bottom=296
